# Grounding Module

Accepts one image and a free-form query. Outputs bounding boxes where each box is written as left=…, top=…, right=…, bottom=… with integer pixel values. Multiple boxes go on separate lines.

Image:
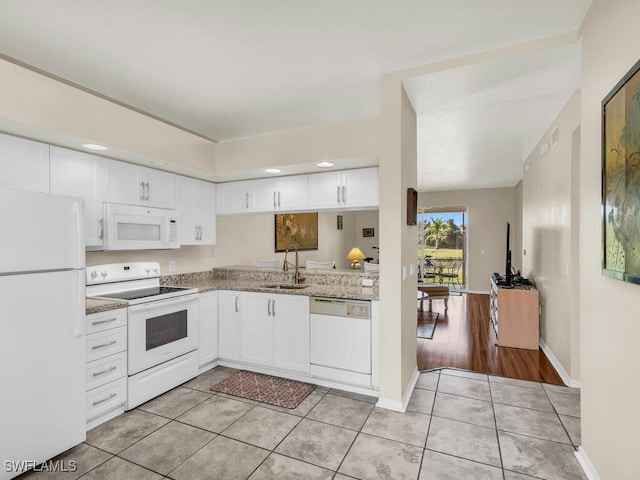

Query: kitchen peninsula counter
left=163, top=266, right=379, bottom=301
left=87, top=266, right=378, bottom=315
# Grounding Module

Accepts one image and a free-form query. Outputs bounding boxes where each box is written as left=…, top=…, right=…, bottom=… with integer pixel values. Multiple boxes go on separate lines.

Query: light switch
left=402, top=266, right=407, bottom=281
left=410, top=263, right=415, bottom=276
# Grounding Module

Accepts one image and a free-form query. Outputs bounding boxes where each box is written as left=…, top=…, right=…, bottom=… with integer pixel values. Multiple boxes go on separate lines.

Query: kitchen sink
left=260, top=284, right=309, bottom=290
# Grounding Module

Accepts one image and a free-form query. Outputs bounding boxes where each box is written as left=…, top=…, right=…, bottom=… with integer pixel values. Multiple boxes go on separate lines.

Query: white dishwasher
left=309, top=297, right=372, bottom=386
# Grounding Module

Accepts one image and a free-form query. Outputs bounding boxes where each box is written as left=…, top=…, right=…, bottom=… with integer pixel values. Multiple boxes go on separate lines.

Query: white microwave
left=104, top=203, right=179, bottom=250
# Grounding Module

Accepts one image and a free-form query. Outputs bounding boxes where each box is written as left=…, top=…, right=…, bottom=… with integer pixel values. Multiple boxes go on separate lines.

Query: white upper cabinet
left=308, top=167, right=378, bottom=210
left=50, top=147, right=105, bottom=250
left=177, top=175, right=216, bottom=245
left=216, top=180, right=253, bottom=215
left=0, top=133, right=49, bottom=193
left=252, top=175, right=309, bottom=212
left=104, top=159, right=176, bottom=209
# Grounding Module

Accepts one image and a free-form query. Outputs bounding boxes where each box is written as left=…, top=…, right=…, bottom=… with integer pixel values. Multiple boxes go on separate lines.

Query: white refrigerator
left=0, top=188, right=86, bottom=480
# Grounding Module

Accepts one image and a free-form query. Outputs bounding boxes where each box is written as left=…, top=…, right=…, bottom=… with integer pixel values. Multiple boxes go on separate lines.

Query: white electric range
left=86, top=262, right=199, bottom=408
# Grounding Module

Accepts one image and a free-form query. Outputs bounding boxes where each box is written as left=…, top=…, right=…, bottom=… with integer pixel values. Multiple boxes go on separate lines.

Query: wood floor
left=417, top=292, right=564, bottom=385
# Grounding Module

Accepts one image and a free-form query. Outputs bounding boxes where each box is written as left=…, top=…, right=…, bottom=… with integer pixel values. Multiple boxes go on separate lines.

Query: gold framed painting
left=275, top=213, right=318, bottom=252
left=602, top=57, right=640, bottom=285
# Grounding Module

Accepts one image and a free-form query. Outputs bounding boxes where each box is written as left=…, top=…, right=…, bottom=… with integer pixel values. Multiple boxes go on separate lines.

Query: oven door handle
left=128, top=294, right=198, bottom=313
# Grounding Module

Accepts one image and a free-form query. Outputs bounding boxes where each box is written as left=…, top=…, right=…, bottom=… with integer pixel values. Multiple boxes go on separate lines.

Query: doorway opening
left=417, top=205, right=467, bottom=291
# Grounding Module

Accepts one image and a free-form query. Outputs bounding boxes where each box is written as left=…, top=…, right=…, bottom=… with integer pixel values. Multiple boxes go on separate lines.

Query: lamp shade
left=346, top=247, right=365, bottom=269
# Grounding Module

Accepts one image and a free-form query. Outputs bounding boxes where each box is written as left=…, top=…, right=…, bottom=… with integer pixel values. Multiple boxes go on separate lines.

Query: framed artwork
left=602, top=57, right=640, bottom=284
left=362, top=228, right=375, bottom=237
left=275, top=212, right=319, bottom=252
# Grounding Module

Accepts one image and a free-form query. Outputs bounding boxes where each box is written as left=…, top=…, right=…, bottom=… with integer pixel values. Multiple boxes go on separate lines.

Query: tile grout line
left=487, top=372, right=507, bottom=480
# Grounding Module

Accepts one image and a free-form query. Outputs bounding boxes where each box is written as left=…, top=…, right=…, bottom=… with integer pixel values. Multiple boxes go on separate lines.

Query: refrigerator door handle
left=73, top=201, right=85, bottom=267
left=74, top=269, right=85, bottom=337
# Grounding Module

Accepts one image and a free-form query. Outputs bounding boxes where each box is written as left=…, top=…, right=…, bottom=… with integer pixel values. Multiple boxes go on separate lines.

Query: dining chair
left=305, top=260, right=335, bottom=270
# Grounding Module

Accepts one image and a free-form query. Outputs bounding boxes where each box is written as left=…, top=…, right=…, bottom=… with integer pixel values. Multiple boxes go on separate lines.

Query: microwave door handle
left=162, top=217, right=170, bottom=245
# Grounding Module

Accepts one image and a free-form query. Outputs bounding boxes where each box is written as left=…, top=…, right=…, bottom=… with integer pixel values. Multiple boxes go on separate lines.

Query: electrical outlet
left=169, top=261, right=176, bottom=272
left=362, top=278, right=374, bottom=287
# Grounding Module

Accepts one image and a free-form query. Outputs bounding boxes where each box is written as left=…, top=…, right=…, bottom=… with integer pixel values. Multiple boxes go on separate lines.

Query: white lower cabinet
left=198, top=291, right=219, bottom=370
left=218, top=291, right=241, bottom=361
left=273, top=294, right=309, bottom=373
left=240, top=293, right=274, bottom=366
left=85, top=308, right=127, bottom=430
left=220, top=291, right=310, bottom=373
left=239, top=292, right=309, bottom=372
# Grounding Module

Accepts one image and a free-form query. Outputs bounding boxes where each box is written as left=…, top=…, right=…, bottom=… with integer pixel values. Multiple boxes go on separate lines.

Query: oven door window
left=146, top=309, right=188, bottom=351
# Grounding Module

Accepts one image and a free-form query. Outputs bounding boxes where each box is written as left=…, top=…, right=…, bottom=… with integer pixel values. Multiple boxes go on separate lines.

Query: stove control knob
left=101, top=270, right=108, bottom=279
left=152, top=267, right=159, bottom=274
left=145, top=267, right=151, bottom=274
left=90, top=270, right=98, bottom=280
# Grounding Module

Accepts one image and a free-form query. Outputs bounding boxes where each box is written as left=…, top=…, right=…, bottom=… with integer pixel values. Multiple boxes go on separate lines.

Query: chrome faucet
left=283, top=244, right=305, bottom=284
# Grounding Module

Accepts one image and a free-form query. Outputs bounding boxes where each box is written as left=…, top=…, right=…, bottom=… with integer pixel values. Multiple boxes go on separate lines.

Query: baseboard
left=575, top=447, right=601, bottom=480
left=539, top=338, right=581, bottom=388
left=375, top=367, right=419, bottom=413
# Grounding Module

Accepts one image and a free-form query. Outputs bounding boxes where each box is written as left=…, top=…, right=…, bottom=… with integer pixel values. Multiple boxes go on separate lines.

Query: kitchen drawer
left=86, top=351, right=127, bottom=391
left=86, top=308, right=127, bottom=335
left=86, top=326, right=127, bottom=362
left=86, top=377, right=127, bottom=427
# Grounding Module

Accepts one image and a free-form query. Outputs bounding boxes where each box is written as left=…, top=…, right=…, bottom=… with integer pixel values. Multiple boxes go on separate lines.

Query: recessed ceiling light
left=265, top=168, right=282, bottom=174
left=82, top=143, right=108, bottom=151
left=317, top=161, right=334, bottom=168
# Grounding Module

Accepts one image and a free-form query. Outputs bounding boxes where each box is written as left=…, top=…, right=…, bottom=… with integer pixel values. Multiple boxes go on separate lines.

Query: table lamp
left=346, top=247, right=365, bottom=269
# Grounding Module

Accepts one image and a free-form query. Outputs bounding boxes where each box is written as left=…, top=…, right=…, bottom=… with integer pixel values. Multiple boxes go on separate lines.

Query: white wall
left=521, top=91, right=581, bottom=381
left=418, top=187, right=518, bottom=292
left=578, top=1, right=640, bottom=478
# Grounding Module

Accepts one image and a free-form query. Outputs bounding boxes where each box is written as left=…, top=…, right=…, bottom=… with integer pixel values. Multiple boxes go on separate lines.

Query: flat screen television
left=504, top=222, right=513, bottom=287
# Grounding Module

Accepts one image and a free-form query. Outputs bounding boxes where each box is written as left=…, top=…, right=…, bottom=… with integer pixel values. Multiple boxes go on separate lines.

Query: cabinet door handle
left=91, top=317, right=117, bottom=326
left=337, top=186, right=341, bottom=204
left=145, top=182, right=150, bottom=200
left=195, top=226, right=199, bottom=240
left=267, top=299, right=272, bottom=316
left=342, top=186, right=346, bottom=204
left=245, top=192, right=249, bottom=209
left=273, top=191, right=277, bottom=208
left=199, top=226, right=203, bottom=240
left=272, top=299, right=276, bottom=316
left=99, top=218, right=104, bottom=240
left=139, top=181, right=145, bottom=200
left=235, top=296, right=239, bottom=313
left=92, top=340, right=117, bottom=350
left=92, top=366, right=117, bottom=377
left=277, top=191, right=281, bottom=207
left=92, top=393, right=117, bottom=406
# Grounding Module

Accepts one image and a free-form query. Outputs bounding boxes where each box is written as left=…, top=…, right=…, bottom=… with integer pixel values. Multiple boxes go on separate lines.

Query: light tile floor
left=20, top=367, right=585, bottom=480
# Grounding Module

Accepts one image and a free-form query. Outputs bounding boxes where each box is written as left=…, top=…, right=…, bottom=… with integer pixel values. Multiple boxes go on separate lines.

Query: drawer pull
left=92, top=366, right=117, bottom=377
left=92, top=393, right=117, bottom=406
left=92, top=340, right=117, bottom=350
left=91, top=317, right=117, bottom=326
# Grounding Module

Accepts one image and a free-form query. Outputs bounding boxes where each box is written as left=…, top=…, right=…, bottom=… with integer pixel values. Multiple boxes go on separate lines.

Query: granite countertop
left=181, top=278, right=379, bottom=301
left=86, top=266, right=379, bottom=315
left=86, top=297, right=127, bottom=316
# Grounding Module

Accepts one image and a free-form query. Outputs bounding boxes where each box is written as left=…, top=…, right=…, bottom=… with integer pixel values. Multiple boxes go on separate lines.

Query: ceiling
left=0, top=0, right=592, bottom=191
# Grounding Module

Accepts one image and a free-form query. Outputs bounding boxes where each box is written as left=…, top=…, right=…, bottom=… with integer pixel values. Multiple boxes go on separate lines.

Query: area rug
left=417, top=312, right=439, bottom=339
left=211, top=370, right=316, bottom=409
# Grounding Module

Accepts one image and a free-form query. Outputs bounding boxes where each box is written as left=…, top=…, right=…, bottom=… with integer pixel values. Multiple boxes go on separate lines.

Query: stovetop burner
left=99, top=286, right=193, bottom=302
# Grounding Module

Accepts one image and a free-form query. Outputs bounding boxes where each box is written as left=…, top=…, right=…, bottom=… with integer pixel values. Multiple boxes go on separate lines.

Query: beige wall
left=377, top=73, right=419, bottom=405
left=418, top=187, right=518, bottom=292
left=0, top=58, right=216, bottom=178
left=579, top=1, right=640, bottom=477
left=87, top=211, right=374, bottom=272
left=355, top=210, right=380, bottom=261
left=521, top=91, right=581, bottom=381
